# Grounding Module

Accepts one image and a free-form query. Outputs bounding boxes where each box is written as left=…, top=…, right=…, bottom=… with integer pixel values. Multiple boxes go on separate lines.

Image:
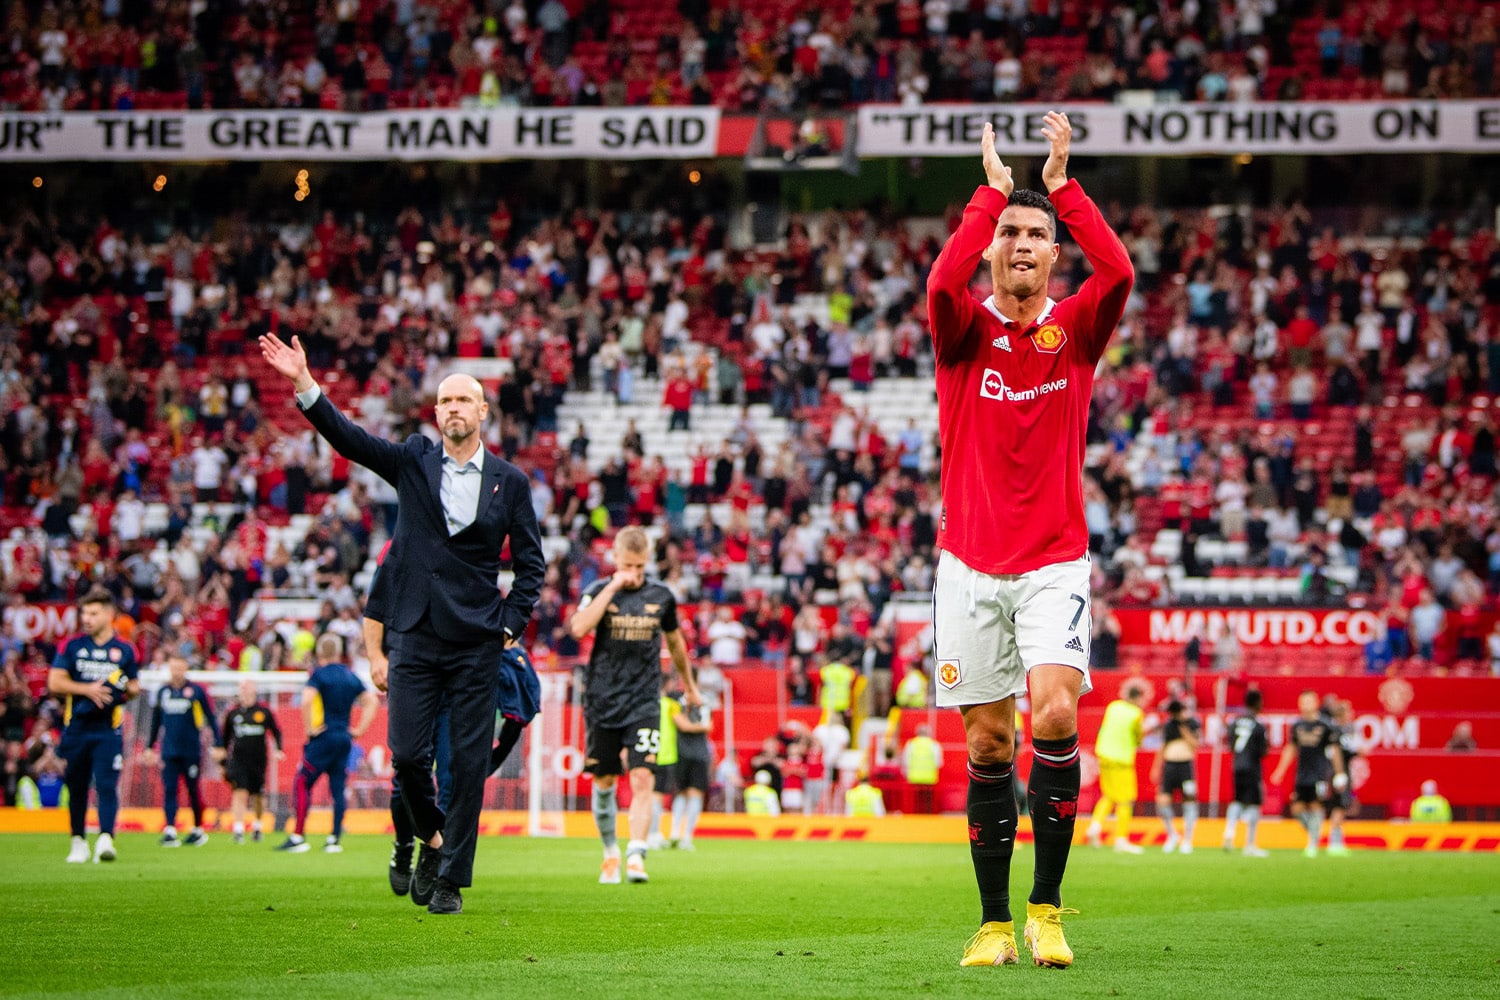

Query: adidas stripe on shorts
left=931, top=549, right=1094, bottom=708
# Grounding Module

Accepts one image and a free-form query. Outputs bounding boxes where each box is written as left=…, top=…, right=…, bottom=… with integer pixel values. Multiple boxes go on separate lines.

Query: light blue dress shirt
left=297, top=382, right=482, bottom=535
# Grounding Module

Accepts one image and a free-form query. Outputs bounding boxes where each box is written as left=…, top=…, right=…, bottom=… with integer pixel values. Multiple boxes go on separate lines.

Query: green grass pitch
left=6, top=833, right=1498, bottom=998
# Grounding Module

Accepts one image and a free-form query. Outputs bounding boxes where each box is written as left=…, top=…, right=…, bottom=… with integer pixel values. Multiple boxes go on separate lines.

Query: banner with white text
left=0, top=107, right=721, bottom=161
left=857, top=100, right=1500, bottom=156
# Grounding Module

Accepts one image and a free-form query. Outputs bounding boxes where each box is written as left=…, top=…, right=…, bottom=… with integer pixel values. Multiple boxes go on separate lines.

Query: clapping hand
left=1040, top=110, right=1071, bottom=194
left=980, top=122, right=1014, bottom=197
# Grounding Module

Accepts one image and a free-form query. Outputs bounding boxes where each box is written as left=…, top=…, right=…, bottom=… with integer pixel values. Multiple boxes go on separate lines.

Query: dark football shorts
left=585, top=710, right=661, bottom=777
left=1232, top=769, right=1263, bottom=807
left=652, top=759, right=677, bottom=794
left=1160, top=760, right=1197, bottom=800
left=1294, top=780, right=1328, bottom=805
left=675, top=756, right=710, bottom=793
left=225, top=757, right=266, bottom=795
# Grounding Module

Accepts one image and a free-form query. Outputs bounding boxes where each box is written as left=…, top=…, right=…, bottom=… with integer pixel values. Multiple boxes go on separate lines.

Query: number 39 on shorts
left=633, top=728, right=661, bottom=753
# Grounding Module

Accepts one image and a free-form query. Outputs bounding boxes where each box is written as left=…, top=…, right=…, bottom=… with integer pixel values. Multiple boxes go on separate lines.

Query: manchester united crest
left=1378, top=677, right=1415, bottom=714
left=937, top=659, right=962, bottom=689
left=1032, top=323, right=1067, bottom=354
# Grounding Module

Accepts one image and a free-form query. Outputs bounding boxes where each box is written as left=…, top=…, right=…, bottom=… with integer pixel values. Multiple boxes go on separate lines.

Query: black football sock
left=967, top=758, right=1018, bottom=924
left=1028, top=733, right=1081, bottom=908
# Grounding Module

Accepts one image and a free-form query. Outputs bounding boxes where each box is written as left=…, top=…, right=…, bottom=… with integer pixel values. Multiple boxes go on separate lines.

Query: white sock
left=670, top=795, right=687, bottom=839
left=593, top=786, right=618, bottom=851
left=252, top=821, right=262, bottom=833
left=1159, top=804, right=1176, bottom=834
left=649, top=799, right=663, bottom=840
left=232, top=822, right=245, bottom=835
left=1245, top=806, right=1262, bottom=847
left=1329, top=824, right=1344, bottom=849
left=684, top=795, right=703, bottom=838
left=163, top=825, right=177, bottom=837
left=1183, top=802, right=1198, bottom=842
left=1307, top=813, right=1323, bottom=848
left=1224, top=802, right=1242, bottom=842
left=626, top=838, right=648, bottom=860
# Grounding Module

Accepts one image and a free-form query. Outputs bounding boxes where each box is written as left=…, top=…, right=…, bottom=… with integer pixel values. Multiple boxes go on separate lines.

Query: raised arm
left=926, top=122, right=1013, bottom=366
left=258, top=332, right=404, bottom=484
left=568, top=578, right=623, bottom=640
left=1039, top=111, right=1134, bottom=364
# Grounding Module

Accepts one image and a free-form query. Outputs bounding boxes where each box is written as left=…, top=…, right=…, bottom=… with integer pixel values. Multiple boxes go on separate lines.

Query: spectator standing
left=902, top=724, right=943, bottom=813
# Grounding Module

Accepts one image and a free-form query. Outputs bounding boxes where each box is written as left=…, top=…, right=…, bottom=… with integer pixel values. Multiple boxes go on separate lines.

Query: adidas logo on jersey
left=1063, top=636, right=1085, bottom=653
left=992, top=334, right=1012, bottom=352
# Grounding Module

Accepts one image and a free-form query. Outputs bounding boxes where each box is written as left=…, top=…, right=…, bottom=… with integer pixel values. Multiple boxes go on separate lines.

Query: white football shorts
left=931, top=549, right=1094, bottom=708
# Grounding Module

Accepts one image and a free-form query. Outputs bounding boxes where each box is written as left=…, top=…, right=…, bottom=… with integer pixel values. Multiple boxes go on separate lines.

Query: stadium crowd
left=4, top=0, right=1498, bottom=113
left=4, top=39, right=1500, bottom=801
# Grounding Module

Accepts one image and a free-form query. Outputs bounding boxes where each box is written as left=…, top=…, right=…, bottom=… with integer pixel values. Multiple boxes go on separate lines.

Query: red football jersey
left=927, top=181, right=1133, bottom=575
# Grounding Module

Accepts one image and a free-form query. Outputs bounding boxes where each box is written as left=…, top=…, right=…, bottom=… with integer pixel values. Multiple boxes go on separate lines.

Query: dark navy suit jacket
left=300, top=392, right=545, bottom=644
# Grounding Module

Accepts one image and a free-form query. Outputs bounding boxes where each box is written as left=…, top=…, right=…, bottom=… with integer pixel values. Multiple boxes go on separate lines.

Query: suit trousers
left=387, top=629, right=502, bottom=888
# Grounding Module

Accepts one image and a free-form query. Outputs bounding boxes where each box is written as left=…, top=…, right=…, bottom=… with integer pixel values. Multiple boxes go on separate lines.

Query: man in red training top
left=928, top=112, right=1133, bottom=971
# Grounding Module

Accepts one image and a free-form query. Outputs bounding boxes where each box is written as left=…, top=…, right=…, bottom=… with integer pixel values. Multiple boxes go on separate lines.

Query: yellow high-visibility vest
left=904, top=736, right=942, bottom=785
left=745, top=784, right=780, bottom=815
left=820, top=662, right=856, bottom=712
left=845, top=782, right=884, bottom=816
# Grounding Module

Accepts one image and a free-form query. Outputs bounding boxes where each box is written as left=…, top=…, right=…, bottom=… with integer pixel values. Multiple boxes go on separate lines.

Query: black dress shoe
left=388, top=841, right=414, bottom=897
left=427, top=877, right=463, bottom=915
left=410, top=843, right=442, bottom=906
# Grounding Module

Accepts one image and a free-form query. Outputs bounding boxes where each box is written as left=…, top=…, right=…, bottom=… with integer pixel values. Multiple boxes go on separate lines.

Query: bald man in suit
left=261, top=333, right=545, bottom=915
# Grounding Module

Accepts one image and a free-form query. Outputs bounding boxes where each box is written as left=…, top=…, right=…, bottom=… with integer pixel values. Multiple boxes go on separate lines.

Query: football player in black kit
left=1270, top=690, right=1347, bottom=857
left=1152, top=700, right=1200, bottom=853
left=216, top=678, right=284, bottom=843
left=1222, top=689, right=1269, bottom=857
left=1323, top=699, right=1359, bottom=856
left=568, top=527, right=701, bottom=886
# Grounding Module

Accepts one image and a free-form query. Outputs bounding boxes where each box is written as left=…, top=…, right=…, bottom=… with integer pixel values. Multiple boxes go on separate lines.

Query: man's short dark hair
left=80, top=587, right=115, bottom=610
left=1004, top=188, right=1057, bottom=239
left=1244, top=689, right=1263, bottom=712
left=1166, top=699, right=1185, bottom=715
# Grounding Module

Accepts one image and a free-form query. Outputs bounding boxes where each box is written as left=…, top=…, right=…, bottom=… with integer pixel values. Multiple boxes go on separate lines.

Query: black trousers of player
left=386, top=629, right=501, bottom=888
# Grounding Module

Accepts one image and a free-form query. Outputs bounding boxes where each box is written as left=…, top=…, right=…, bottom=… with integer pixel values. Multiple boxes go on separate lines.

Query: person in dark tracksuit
left=50, top=588, right=139, bottom=864
left=276, top=634, right=376, bottom=854
left=145, top=654, right=218, bottom=848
